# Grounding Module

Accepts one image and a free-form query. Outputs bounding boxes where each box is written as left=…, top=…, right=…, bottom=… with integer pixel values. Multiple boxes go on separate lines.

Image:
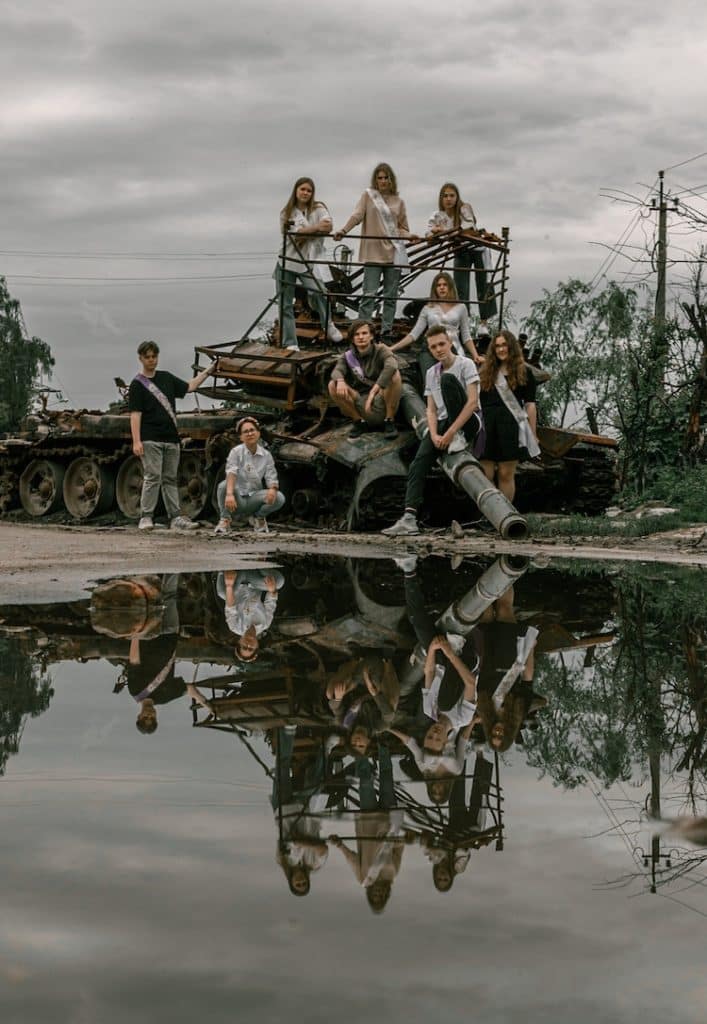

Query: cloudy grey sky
left=3, top=0, right=707, bottom=408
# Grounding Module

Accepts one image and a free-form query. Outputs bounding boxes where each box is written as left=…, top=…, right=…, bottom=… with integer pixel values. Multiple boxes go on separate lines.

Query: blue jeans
left=359, top=264, right=401, bottom=337
left=217, top=481, right=285, bottom=521
left=276, top=265, right=330, bottom=348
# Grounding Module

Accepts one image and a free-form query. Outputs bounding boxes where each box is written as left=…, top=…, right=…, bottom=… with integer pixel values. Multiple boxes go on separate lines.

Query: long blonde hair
left=370, top=162, right=399, bottom=195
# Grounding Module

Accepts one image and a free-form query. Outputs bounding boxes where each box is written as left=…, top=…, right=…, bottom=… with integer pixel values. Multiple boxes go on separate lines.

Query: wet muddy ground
left=1, top=551, right=706, bottom=1023
left=1, top=521, right=706, bottom=604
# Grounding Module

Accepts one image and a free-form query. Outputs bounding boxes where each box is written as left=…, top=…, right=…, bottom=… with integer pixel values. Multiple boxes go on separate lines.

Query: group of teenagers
left=127, top=318, right=538, bottom=538
left=276, top=163, right=495, bottom=349
left=126, top=162, right=538, bottom=535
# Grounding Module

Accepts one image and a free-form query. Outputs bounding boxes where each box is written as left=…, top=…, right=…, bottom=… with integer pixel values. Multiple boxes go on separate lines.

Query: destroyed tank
left=0, top=227, right=617, bottom=531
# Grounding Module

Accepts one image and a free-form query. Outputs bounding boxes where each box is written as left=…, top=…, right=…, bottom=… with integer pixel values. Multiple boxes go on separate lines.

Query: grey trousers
left=141, top=441, right=181, bottom=519
left=216, top=480, right=286, bottom=521
left=359, top=264, right=401, bottom=337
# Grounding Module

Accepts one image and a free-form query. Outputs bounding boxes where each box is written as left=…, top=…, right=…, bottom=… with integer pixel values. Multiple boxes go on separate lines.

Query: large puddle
left=1, top=554, right=705, bottom=1023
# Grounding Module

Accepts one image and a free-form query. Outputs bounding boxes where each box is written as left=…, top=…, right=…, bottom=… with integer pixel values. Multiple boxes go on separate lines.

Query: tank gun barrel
left=398, top=384, right=528, bottom=540
left=436, top=555, right=529, bottom=634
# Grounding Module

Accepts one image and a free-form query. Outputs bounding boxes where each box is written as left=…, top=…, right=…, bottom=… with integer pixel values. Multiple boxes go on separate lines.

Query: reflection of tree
left=526, top=566, right=707, bottom=792
left=0, top=639, right=54, bottom=776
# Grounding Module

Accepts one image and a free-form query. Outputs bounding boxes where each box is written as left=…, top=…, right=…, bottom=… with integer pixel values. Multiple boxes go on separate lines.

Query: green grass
left=526, top=512, right=691, bottom=539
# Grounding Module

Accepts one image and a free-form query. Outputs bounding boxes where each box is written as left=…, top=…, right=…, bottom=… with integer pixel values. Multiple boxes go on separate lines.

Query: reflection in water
left=1, top=554, right=706, bottom=921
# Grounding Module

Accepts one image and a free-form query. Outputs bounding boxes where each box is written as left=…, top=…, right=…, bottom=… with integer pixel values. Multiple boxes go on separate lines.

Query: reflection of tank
left=0, top=230, right=616, bottom=527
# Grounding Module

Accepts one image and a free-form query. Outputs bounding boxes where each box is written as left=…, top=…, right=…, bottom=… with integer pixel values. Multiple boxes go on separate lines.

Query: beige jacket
left=340, top=191, right=411, bottom=264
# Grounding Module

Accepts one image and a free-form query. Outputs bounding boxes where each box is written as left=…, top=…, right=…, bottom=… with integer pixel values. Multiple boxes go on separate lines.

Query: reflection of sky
left=1, top=659, right=705, bottom=1024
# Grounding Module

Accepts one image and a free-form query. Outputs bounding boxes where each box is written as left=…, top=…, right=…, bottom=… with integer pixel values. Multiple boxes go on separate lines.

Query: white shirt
left=281, top=204, right=330, bottom=268
left=225, top=442, right=278, bottom=496
left=405, top=730, right=471, bottom=777
left=427, top=204, right=477, bottom=234
left=225, top=584, right=277, bottom=636
left=409, top=303, right=472, bottom=357
left=422, top=671, right=477, bottom=732
left=424, top=355, right=479, bottom=421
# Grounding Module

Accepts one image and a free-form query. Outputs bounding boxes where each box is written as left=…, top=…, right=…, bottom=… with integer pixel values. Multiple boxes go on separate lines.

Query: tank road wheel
left=0, top=468, right=20, bottom=513
left=178, top=451, right=208, bottom=519
left=19, top=459, right=66, bottom=517
left=116, top=456, right=144, bottom=520
left=63, top=457, right=116, bottom=520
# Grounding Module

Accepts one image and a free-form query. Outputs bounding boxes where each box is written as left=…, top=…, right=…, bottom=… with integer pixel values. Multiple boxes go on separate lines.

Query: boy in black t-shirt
left=128, top=340, right=216, bottom=530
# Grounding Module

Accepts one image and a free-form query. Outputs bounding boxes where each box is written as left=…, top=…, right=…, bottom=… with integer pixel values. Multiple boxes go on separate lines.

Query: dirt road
left=1, top=520, right=705, bottom=604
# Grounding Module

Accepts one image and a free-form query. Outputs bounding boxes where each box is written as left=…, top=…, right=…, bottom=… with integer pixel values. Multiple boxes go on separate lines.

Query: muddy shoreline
left=1, top=521, right=705, bottom=604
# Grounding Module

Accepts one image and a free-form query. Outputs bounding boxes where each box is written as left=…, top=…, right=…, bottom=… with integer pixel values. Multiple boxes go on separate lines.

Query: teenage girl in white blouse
left=390, top=272, right=481, bottom=376
left=427, top=182, right=482, bottom=307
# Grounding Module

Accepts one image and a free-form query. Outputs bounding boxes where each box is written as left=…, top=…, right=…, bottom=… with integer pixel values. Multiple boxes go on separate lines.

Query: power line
left=6, top=272, right=271, bottom=284
left=664, top=150, right=707, bottom=173
left=0, top=249, right=277, bottom=260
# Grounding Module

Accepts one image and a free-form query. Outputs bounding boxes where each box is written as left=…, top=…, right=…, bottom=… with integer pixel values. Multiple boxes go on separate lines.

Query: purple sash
left=344, top=349, right=376, bottom=388
left=135, top=374, right=178, bottom=430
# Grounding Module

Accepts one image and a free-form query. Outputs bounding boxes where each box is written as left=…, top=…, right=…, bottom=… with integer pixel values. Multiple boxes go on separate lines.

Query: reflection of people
left=276, top=177, right=342, bottom=350
left=383, top=326, right=481, bottom=536
left=334, top=162, right=417, bottom=343
left=214, top=417, right=285, bottom=535
left=476, top=619, right=540, bottom=752
left=216, top=568, right=284, bottom=662
left=128, top=339, right=215, bottom=532
left=421, top=754, right=495, bottom=891
left=329, top=743, right=408, bottom=914
left=479, top=331, right=539, bottom=503
left=326, top=655, right=400, bottom=746
left=125, top=575, right=186, bottom=733
left=328, top=319, right=402, bottom=437
left=389, top=627, right=478, bottom=795
left=272, top=728, right=328, bottom=896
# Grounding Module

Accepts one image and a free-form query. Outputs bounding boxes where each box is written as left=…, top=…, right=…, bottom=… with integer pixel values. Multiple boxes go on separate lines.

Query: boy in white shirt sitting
left=382, top=326, right=481, bottom=536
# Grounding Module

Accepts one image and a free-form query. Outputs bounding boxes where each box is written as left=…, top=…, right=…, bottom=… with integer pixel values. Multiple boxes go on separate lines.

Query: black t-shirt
left=128, top=370, right=188, bottom=443
left=126, top=634, right=186, bottom=705
left=480, top=372, right=536, bottom=410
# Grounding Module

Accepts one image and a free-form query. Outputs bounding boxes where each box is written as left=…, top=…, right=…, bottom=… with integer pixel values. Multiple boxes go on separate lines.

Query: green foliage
left=0, top=639, right=54, bottom=776
left=524, top=277, right=704, bottom=497
left=626, top=464, right=707, bottom=522
left=0, top=276, right=54, bottom=432
left=523, top=278, right=639, bottom=432
left=526, top=566, right=707, bottom=789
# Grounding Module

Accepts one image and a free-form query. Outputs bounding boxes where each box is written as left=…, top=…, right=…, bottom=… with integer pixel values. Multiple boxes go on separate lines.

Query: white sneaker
left=393, top=555, right=418, bottom=573
left=382, top=513, right=419, bottom=537
left=170, top=515, right=198, bottom=531
left=138, top=516, right=153, bottom=531
left=327, top=323, right=343, bottom=343
left=213, top=519, right=230, bottom=536
left=248, top=516, right=269, bottom=534
left=447, top=432, right=468, bottom=454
